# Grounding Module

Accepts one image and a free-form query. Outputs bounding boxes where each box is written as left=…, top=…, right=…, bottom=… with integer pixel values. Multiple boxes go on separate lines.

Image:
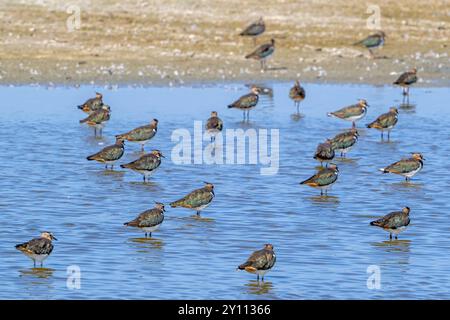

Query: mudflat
left=0, top=0, right=448, bottom=86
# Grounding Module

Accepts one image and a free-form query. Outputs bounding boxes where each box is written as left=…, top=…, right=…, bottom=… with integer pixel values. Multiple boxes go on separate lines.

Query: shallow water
left=0, top=83, right=449, bottom=299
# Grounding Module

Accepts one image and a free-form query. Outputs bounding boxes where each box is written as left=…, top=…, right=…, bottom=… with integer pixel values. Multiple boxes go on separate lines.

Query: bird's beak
left=53, top=236, right=58, bottom=241
left=160, top=154, right=165, bottom=158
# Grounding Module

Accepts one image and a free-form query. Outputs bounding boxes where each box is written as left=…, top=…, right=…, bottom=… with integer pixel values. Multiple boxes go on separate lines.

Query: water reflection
left=371, top=239, right=411, bottom=254
left=290, top=113, right=304, bottom=121
left=244, top=280, right=274, bottom=295
left=129, top=237, right=164, bottom=250
left=19, top=268, right=55, bottom=279
left=306, top=195, right=340, bottom=205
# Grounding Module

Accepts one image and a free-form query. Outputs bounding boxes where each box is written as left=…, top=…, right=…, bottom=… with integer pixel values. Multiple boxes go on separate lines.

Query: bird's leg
left=262, top=275, right=265, bottom=282
left=257, top=274, right=260, bottom=282
left=243, top=111, right=246, bottom=121
left=141, top=144, right=144, bottom=152
left=389, top=233, right=392, bottom=240
left=145, top=233, right=147, bottom=238
left=296, top=102, right=300, bottom=114
left=40, top=262, right=43, bottom=268
left=320, top=190, right=323, bottom=196
left=143, top=176, right=146, bottom=183
left=352, top=121, right=356, bottom=128
left=368, top=49, right=374, bottom=59
left=94, top=127, right=97, bottom=137
left=149, top=232, right=152, bottom=238
left=260, top=60, right=264, bottom=71
left=387, top=131, right=391, bottom=141
left=247, top=110, right=250, bottom=121
left=33, top=260, right=36, bottom=268
left=395, top=235, right=398, bottom=240
left=253, top=37, right=256, bottom=47
left=196, top=211, right=200, bottom=216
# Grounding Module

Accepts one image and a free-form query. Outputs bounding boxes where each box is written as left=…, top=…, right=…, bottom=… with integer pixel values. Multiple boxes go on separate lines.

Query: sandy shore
left=0, top=0, right=449, bottom=86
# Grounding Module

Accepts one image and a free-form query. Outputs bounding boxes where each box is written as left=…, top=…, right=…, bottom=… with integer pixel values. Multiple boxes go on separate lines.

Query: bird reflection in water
left=245, top=280, right=274, bottom=295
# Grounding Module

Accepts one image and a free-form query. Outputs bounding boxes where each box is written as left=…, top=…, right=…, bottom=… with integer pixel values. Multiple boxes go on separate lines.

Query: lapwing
left=367, top=107, right=398, bottom=140
left=77, top=92, right=103, bottom=114
left=330, top=128, right=359, bottom=157
left=238, top=244, right=276, bottom=282
left=240, top=17, right=265, bottom=46
left=228, top=86, right=261, bottom=122
left=79, top=105, right=111, bottom=137
left=86, top=138, right=125, bottom=170
left=170, top=182, right=215, bottom=216
left=245, top=38, right=275, bottom=71
left=300, top=163, right=339, bottom=196
left=354, top=31, right=386, bottom=58
left=115, top=119, right=158, bottom=152
left=370, top=207, right=411, bottom=240
left=314, top=139, right=335, bottom=166
left=289, top=80, right=306, bottom=114
left=15, top=232, right=57, bottom=268
left=379, top=153, right=424, bottom=181
left=327, top=99, right=369, bottom=128
left=124, top=202, right=165, bottom=238
left=205, top=111, right=223, bottom=142
left=120, top=150, right=164, bottom=182
left=393, top=68, right=418, bottom=96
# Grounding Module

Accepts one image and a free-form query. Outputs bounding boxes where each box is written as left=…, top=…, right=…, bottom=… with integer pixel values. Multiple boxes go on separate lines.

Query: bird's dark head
left=411, top=67, right=417, bottom=74
left=211, top=111, right=218, bottom=117
left=95, top=92, right=103, bottom=99
left=358, top=99, right=369, bottom=108
left=155, top=202, right=165, bottom=212
left=203, top=182, right=214, bottom=191
left=390, top=107, right=399, bottom=114
left=402, top=207, right=411, bottom=215
left=41, top=231, right=57, bottom=241
left=151, top=118, right=159, bottom=126
left=411, top=153, right=424, bottom=161
left=115, top=138, right=125, bottom=146
left=151, top=149, right=165, bottom=158
left=377, top=31, right=386, bottom=38
left=350, top=128, right=359, bottom=136
left=328, top=163, right=339, bottom=172
left=250, top=86, right=261, bottom=95
left=102, top=105, right=111, bottom=112
left=271, top=38, right=275, bottom=45
left=264, top=243, right=274, bottom=250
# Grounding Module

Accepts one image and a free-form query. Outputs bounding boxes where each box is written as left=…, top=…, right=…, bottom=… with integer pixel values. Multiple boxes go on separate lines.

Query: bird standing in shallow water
left=15, top=232, right=57, bottom=268
left=245, top=39, right=275, bottom=71
left=353, top=31, right=386, bottom=58
left=370, top=207, right=411, bottom=240
left=115, top=119, right=158, bottom=152
left=228, top=86, right=260, bottom=122
left=330, top=129, right=359, bottom=158
left=170, top=182, right=215, bottom=216
left=300, top=163, right=339, bottom=196
left=327, top=99, right=369, bottom=128
left=205, top=111, right=223, bottom=142
left=289, top=80, right=306, bottom=114
left=238, top=244, right=276, bottom=282
left=367, top=107, right=398, bottom=140
left=77, top=92, right=103, bottom=114
left=393, top=68, right=418, bottom=96
left=240, top=17, right=265, bottom=46
left=379, top=153, right=424, bottom=181
left=79, top=105, right=111, bottom=137
left=86, top=138, right=125, bottom=170
left=124, top=202, right=165, bottom=238
left=120, top=149, right=164, bottom=182
left=314, top=139, right=335, bottom=166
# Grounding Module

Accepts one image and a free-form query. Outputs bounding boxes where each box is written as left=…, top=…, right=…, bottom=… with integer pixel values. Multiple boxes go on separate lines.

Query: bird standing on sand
left=206, top=111, right=223, bottom=142
left=300, top=163, right=339, bottom=196
left=15, top=232, right=57, bottom=268
left=379, top=153, right=424, bottom=181
left=124, top=202, right=165, bottom=238
left=120, top=150, right=164, bottom=182
left=116, top=119, right=158, bottom=152
left=367, top=107, right=398, bottom=140
left=327, top=99, right=369, bottom=128
left=86, top=138, right=125, bottom=170
left=330, top=129, right=359, bottom=158
left=393, top=68, right=418, bottom=96
left=228, top=86, right=261, bottom=122
left=79, top=105, right=111, bottom=137
left=314, top=139, right=335, bottom=166
left=170, top=182, right=215, bottom=216
left=237, top=244, right=276, bottom=282
left=370, top=207, right=411, bottom=240
left=240, top=17, right=265, bottom=46
left=289, top=80, right=306, bottom=114
left=77, top=92, right=103, bottom=113
left=245, top=39, right=275, bottom=71
left=354, top=31, right=386, bottom=58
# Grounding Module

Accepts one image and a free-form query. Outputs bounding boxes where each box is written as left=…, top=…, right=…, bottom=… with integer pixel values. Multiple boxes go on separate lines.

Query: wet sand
left=0, top=0, right=449, bottom=86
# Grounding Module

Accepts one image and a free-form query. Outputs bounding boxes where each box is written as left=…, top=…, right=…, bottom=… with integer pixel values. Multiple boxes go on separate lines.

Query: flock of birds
left=15, top=17, right=422, bottom=282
